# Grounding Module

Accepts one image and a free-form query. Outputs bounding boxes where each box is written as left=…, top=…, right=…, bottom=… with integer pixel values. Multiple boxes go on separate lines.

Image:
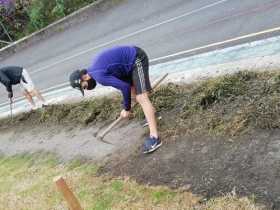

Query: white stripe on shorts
left=136, top=59, right=146, bottom=91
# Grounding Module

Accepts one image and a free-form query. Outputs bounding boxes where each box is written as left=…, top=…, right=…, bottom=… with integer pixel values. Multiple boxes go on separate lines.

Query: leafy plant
left=52, top=0, right=66, bottom=19
left=0, top=0, right=96, bottom=48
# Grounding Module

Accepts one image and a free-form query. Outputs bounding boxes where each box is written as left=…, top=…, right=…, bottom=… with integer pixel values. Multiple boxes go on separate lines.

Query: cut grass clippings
left=153, top=70, right=280, bottom=138
left=0, top=95, right=122, bottom=129
left=0, top=154, right=262, bottom=210
left=2, top=70, right=280, bottom=139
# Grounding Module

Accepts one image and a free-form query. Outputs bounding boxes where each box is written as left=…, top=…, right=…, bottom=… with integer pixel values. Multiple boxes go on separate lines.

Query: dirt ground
left=1, top=71, right=280, bottom=209
left=101, top=130, right=280, bottom=210
left=0, top=120, right=145, bottom=162
left=2, top=119, right=279, bottom=209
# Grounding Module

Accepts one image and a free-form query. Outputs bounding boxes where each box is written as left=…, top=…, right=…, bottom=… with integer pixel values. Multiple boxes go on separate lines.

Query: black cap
left=69, top=70, right=84, bottom=96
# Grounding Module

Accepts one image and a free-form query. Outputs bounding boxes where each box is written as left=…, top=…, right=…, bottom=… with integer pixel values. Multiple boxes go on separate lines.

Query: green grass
left=0, top=154, right=261, bottom=210
left=0, top=0, right=99, bottom=47
left=151, top=189, right=176, bottom=204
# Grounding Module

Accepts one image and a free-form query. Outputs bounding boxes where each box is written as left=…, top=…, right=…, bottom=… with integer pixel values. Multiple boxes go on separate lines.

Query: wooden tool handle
left=97, top=73, right=169, bottom=140
left=97, top=116, right=123, bottom=140
left=150, top=73, right=169, bottom=91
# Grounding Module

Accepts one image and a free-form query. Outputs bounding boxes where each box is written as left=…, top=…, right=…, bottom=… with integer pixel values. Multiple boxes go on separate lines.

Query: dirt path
left=2, top=118, right=279, bottom=209
left=101, top=130, right=280, bottom=209
left=0, top=120, right=145, bottom=161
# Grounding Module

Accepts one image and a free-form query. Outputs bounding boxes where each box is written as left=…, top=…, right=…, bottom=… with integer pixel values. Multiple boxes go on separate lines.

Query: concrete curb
left=0, top=0, right=124, bottom=61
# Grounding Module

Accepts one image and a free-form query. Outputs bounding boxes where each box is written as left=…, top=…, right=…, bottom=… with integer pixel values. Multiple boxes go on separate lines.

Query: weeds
left=0, top=0, right=97, bottom=46
left=2, top=70, right=280, bottom=138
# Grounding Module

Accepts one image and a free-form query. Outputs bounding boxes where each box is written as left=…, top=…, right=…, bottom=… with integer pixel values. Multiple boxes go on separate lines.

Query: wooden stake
left=54, top=176, right=83, bottom=210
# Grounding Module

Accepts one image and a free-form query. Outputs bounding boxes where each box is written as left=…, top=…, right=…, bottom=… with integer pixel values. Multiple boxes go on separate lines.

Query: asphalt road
left=1, top=0, right=280, bottom=104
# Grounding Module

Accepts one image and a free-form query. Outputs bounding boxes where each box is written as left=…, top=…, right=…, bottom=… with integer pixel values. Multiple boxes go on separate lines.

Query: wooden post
left=54, top=176, right=83, bottom=210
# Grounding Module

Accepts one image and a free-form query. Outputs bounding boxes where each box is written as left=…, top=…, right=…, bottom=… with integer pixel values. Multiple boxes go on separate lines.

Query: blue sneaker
left=141, top=113, right=162, bottom=127
left=143, top=137, right=162, bottom=154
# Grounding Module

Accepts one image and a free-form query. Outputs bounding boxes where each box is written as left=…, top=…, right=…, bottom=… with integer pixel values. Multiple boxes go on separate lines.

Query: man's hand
left=120, top=109, right=131, bottom=119
left=8, top=92, right=13, bottom=99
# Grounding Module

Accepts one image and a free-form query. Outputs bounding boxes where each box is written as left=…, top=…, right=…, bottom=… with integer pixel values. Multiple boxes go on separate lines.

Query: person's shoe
left=42, top=103, right=49, bottom=108
left=36, top=102, right=49, bottom=109
left=141, top=113, right=162, bottom=127
left=143, top=136, right=162, bottom=154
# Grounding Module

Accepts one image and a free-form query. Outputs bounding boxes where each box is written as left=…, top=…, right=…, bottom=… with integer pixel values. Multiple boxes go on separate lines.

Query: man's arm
left=0, top=71, right=13, bottom=96
left=97, top=75, right=131, bottom=111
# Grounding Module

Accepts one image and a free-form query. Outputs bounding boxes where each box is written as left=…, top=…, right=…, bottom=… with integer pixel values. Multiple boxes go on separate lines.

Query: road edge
left=0, top=0, right=124, bottom=60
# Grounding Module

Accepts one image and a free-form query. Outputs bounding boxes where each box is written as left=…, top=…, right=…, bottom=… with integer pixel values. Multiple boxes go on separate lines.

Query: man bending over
left=69, top=46, right=161, bottom=154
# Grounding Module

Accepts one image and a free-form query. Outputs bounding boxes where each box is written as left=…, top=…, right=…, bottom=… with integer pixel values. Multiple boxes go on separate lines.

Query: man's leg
left=21, top=69, right=47, bottom=106
left=31, top=89, right=46, bottom=104
left=136, top=92, right=158, bottom=138
left=132, top=47, right=161, bottom=153
left=23, top=90, right=36, bottom=108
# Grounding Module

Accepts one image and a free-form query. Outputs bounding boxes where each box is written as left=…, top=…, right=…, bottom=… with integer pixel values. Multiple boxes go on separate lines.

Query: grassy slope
left=2, top=70, right=280, bottom=209
left=0, top=154, right=261, bottom=210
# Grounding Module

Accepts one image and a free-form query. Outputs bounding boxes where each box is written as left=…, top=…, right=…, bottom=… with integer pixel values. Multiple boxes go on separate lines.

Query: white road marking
left=151, top=26, right=280, bottom=62
left=29, top=0, right=229, bottom=74
left=1, top=25, right=280, bottom=108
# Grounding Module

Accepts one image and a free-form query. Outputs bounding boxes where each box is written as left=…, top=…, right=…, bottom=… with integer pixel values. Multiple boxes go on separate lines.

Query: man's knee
left=136, top=92, right=149, bottom=103
left=26, top=89, right=36, bottom=97
left=23, top=90, right=29, bottom=96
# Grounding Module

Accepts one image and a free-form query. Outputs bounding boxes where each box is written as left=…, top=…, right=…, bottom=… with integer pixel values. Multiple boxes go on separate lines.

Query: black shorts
left=132, top=47, right=152, bottom=95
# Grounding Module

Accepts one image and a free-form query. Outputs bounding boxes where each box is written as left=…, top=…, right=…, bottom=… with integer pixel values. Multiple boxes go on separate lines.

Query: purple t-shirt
left=87, top=46, right=137, bottom=110
left=0, top=0, right=11, bottom=5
